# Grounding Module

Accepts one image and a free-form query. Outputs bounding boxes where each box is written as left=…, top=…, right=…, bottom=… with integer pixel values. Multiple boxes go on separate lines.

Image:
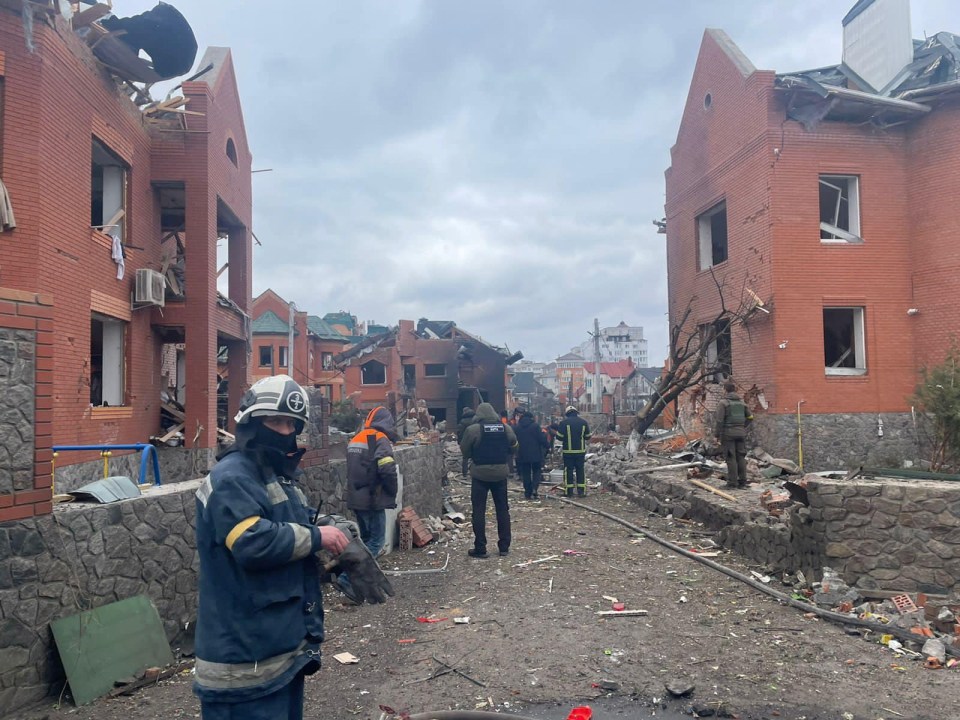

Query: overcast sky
left=125, top=0, right=955, bottom=363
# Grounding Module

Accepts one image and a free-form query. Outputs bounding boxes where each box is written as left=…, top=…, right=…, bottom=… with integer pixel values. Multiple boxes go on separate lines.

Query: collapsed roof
left=776, top=31, right=960, bottom=130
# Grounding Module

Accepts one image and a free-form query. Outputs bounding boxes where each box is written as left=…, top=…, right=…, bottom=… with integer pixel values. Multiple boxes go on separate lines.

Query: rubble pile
left=786, top=567, right=960, bottom=668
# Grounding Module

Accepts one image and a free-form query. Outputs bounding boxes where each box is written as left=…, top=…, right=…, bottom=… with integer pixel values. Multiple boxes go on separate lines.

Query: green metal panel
left=50, top=595, right=174, bottom=706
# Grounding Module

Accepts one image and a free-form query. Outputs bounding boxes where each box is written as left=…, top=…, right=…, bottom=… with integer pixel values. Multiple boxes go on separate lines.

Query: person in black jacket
left=460, top=403, right=518, bottom=557
left=456, top=407, right=476, bottom=478
left=555, top=405, right=592, bottom=497
left=515, top=411, right=550, bottom=499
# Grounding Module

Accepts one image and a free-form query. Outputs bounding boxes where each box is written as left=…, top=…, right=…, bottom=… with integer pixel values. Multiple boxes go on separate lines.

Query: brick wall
left=0, top=15, right=253, bottom=478
left=0, top=289, right=53, bottom=522
left=666, top=30, right=958, bottom=456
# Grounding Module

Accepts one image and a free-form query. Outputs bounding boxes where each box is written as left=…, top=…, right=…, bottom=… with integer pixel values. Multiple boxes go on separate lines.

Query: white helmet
left=234, top=375, right=309, bottom=430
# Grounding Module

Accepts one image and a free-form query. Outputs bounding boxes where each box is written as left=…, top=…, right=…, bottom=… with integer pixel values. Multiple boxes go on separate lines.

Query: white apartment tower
left=576, top=321, right=648, bottom=366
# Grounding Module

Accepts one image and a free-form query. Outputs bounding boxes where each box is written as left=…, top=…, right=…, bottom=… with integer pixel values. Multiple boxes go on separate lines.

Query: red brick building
left=665, top=0, right=960, bottom=469
left=251, top=289, right=350, bottom=400
left=0, top=4, right=252, bottom=518
left=337, top=319, right=518, bottom=424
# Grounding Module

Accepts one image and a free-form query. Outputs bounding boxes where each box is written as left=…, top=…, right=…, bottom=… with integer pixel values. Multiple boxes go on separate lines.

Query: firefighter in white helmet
left=192, top=375, right=392, bottom=719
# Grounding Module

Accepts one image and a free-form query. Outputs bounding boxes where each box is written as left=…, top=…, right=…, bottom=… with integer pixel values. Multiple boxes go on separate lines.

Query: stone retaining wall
left=750, top=412, right=921, bottom=471
left=0, top=443, right=444, bottom=717
left=52, top=447, right=216, bottom=494
left=590, top=457, right=960, bottom=596
left=808, top=478, right=960, bottom=595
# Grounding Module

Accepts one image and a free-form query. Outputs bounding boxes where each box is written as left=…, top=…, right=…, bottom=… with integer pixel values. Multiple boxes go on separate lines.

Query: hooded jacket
left=193, top=421, right=324, bottom=703
left=515, top=413, right=549, bottom=463
left=460, top=402, right=518, bottom=482
left=346, top=406, right=399, bottom=511
left=456, top=408, right=476, bottom=442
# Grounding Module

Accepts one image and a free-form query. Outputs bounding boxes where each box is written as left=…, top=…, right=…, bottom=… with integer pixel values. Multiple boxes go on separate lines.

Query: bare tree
left=634, top=271, right=768, bottom=437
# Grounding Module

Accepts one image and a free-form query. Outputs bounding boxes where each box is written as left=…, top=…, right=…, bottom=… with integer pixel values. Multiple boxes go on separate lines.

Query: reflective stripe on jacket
left=555, top=415, right=591, bottom=454
left=193, top=450, right=323, bottom=702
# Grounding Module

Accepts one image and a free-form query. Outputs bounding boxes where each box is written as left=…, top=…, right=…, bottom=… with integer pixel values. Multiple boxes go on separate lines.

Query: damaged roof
left=776, top=31, right=960, bottom=129
left=307, top=315, right=348, bottom=342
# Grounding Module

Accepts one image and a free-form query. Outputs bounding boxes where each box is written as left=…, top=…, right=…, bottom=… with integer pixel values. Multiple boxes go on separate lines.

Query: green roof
left=323, top=312, right=356, bottom=331
left=365, top=324, right=389, bottom=336
left=307, top=315, right=349, bottom=342
left=252, top=310, right=290, bottom=334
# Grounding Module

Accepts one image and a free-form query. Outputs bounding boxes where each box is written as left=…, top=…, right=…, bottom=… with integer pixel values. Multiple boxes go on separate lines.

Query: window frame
left=90, top=312, right=127, bottom=407
left=91, top=138, right=129, bottom=244
left=702, top=320, right=732, bottom=384
left=823, top=307, right=866, bottom=376
left=258, top=345, right=273, bottom=368
left=424, top=363, right=446, bottom=377
left=819, top=175, right=862, bottom=243
left=279, top=345, right=289, bottom=369
left=361, top=359, right=386, bottom=386
left=696, top=200, right=728, bottom=271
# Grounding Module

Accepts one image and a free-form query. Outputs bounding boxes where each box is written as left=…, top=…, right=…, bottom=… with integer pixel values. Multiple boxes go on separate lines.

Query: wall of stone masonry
left=590, top=454, right=960, bottom=595
left=750, top=412, right=921, bottom=471
left=0, top=327, right=35, bottom=497
left=808, top=478, right=960, bottom=595
left=51, top=447, right=216, bottom=494
left=0, top=443, right=444, bottom=716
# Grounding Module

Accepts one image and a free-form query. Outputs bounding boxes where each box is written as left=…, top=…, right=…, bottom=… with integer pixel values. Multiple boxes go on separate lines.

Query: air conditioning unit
left=135, top=268, right=166, bottom=307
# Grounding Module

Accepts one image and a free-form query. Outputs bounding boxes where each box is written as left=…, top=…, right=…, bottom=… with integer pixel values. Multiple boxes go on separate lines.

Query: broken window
left=424, top=363, right=446, bottom=377
left=90, top=313, right=125, bottom=406
left=823, top=307, right=866, bottom=375
left=322, top=352, right=334, bottom=370
left=702, top=321, right=732, bottom=383
left=819, top=175, right=861, bottom=242
left=361, top=359, right=386, bottom=385
left=91, top=139, right=128, bottom=242
left=259, top=346, right=273, bottom=367
left=697, top=201, right=728, bottom=271
left=402, top=364, right=416, bottom=392
left=279, top=345, right=289, bottom=369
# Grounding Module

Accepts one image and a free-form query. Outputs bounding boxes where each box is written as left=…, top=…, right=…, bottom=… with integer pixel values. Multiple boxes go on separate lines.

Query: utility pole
left=288, top=300, right=296, bottom=381
left=593, top=318, right=603, bottom=414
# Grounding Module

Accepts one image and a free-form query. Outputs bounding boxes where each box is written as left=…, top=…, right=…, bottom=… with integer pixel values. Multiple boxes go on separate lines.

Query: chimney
left=842, top=0, right=914, bottom=92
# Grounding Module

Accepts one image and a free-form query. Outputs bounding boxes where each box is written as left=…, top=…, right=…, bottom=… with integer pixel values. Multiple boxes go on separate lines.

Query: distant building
left=575, top=321, right=648, bottom=366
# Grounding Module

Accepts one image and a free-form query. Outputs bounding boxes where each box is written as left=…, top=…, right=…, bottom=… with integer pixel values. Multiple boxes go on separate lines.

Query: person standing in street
left=193, top=375, right=391, bottom=720
left=714, top=380, right=753, bottom=488
left=456, top=407, right=476, bottom=478
left=555, top=405, right=591, bottom=497
left=460, top=402, right=518, bottom=557
left=515, top=410, right=550, bottom=499
left=346, top=406, right=399, bottom=559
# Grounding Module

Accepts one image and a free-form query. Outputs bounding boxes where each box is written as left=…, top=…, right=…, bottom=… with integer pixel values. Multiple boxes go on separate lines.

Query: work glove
left=332, top=539, right=395, bottom=604
left=315, top=514, right=395, bottom=604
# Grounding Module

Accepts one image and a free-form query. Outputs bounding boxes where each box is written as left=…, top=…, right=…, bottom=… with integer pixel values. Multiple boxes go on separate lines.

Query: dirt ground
left=16, top=467, right=960, bottom=720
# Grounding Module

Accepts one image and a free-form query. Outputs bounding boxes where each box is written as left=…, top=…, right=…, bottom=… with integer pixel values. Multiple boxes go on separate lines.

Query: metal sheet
left=50, top=595, right=174, bottom=706
left=68, top=476, right=141, bottom=503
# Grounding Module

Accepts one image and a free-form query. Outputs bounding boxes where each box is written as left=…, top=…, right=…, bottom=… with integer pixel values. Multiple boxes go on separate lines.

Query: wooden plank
left=161, top=401, right=185, bottom=420
left=72, top=4, right=113, bottom=30
left=689, top=478, right=738, bottom=502
left=157, top=423, right=184, bottom=443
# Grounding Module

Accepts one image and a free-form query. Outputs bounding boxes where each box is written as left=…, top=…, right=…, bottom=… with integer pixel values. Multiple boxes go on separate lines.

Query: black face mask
left=253, top=422, right=303, bottom=477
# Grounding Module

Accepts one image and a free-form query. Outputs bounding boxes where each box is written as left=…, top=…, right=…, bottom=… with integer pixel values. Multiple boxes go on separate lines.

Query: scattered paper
left=333, top=652, right=359, bottom=665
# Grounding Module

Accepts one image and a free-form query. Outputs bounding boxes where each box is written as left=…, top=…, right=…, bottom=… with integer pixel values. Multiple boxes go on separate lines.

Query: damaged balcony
left=149, top=187, right=250, bottom=442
